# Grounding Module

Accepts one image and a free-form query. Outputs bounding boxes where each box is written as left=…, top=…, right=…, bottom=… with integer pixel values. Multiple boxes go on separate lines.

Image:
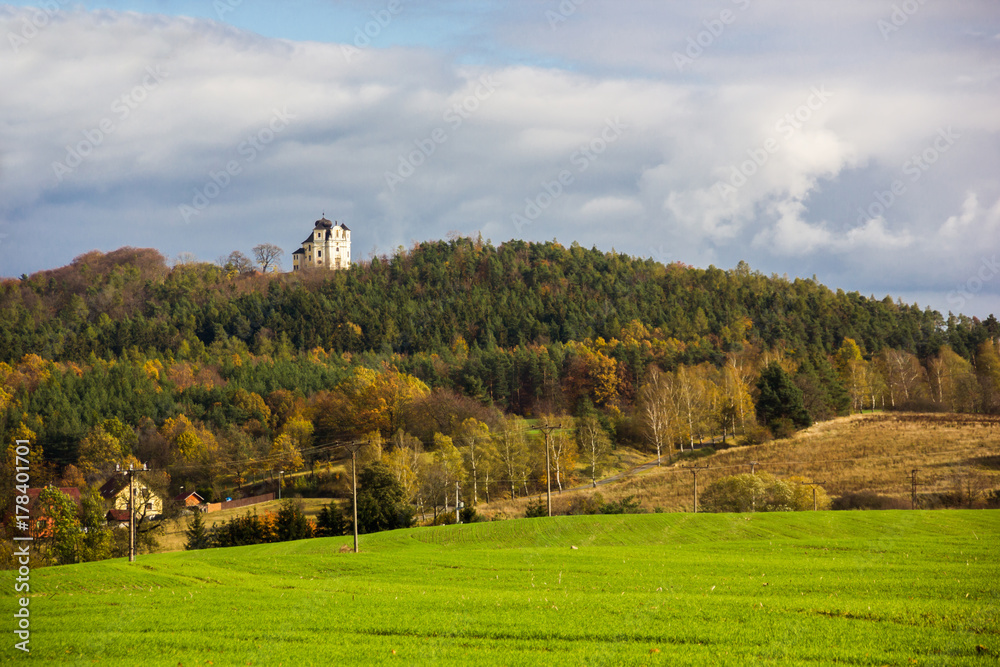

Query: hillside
left=20, top=511, right=1000, bottom=665
left=483, top=412, right=1000, bottom=517
left=2, top=240, right=996, bottom=366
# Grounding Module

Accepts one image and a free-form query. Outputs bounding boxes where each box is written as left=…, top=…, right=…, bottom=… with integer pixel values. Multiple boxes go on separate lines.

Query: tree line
left=1, top=239, right=999, bottom=562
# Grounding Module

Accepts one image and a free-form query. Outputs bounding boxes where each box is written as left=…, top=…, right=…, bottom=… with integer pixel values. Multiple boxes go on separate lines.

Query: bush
left=524, top=499, right=547, bottom=518
left=433, top=512, right=457, bottom=526
left=677, top=446, right=715, bottom=462
left=771, top=417, right=797, bottom=440
left=740, top=425, right=772, bottom=446
left=831, top=491, right=909, bottom=510
left=700, top=473, right=805, bottom=513
left=890, top=399, right=947, bottom=413
left=460, top=506, right=481, bottom=523
left=599, top=495, right=644, bottom=514
left=567, top=492, right=605, bottom=515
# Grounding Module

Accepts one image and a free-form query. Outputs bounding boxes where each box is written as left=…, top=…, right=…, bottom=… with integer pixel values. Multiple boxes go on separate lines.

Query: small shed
left=174, top=491, right=205, bottom=507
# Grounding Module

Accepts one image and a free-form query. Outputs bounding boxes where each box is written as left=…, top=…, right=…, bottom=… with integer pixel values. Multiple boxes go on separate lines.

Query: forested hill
left=0, top=239, right=996, bottom=366
left=0, top=238, right=1000, bottom=363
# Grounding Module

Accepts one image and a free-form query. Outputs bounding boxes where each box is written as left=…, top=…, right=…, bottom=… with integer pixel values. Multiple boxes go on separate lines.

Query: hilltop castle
left=291, top=217, right=351, bottom=271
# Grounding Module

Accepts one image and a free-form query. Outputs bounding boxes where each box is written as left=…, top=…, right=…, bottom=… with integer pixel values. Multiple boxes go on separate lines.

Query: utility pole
left=118, top=462, right=148, bottom=563
left=345, top=442, right=364, bottom=553
left=129, top=466, right=135, bottom=562
left=801, top=481, right=826, bottom=511
left=685, top=466, right=709, bottom=513
left=750, top=461, right=758, bottom=476
left=455, top=482, right=461, bottom=524
left=539, top=424, right=557, bottom=517
left=278, top=470, right=284, bottom=500
left=911, top=469, right=918, bottom=510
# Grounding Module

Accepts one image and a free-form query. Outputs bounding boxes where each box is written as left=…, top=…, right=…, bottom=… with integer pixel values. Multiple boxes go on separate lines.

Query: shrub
left=740, top=425, right=772, bottom=446
left=987, top=490, right=1000, bottom=509
left=567, top=492, right=605, bottom=515
left=599, top=495, right=644, bottom=514
left=700, top=473, right=802, bottom=513
left=460, top=506, right=481, bottom=523
left=831, top=491, right=909, bottom=510
left=433, top=513, right=457, bottom=525
left=524, top=499, right=547, bottom=518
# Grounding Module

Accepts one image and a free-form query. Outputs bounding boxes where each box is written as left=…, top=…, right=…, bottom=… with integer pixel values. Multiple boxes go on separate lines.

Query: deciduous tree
left=252, top=243, right=284, bottom=273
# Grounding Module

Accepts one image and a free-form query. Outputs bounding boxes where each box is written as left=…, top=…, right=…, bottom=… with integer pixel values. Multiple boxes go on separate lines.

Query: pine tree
left=756, top=362, right=811, bottom=435
left=184, top=509, right=211, bottom=550
left=315, top=501, right=347, bottom=537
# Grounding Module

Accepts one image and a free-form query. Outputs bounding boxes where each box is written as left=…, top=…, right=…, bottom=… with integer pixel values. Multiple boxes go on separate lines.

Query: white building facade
left=291, top=217, right=351, bottom=271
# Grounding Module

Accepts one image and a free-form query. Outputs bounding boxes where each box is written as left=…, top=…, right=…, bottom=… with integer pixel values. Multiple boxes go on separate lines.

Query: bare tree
left=252, top=243, right=284, bottom=273
left=638, top=367, right=675, bottom=465
left=220, top=250, right=255, bottom=275
left=576, top=415, right=612, bottom=486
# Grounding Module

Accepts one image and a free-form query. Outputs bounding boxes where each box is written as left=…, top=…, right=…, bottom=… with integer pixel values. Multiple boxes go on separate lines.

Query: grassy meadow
left=7, top=510, right=999, bottom=665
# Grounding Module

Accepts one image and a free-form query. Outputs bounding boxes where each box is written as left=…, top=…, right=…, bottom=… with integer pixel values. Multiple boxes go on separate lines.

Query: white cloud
left=0, top=2, right=998, bottom=318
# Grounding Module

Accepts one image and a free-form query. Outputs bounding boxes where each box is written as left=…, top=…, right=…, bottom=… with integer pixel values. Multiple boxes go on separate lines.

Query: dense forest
left=2, top=238, right=999, bottom=555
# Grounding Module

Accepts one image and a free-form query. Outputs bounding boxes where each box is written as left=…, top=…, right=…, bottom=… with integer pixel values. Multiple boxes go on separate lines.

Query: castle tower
left=292, top=216, right=351, bottom=271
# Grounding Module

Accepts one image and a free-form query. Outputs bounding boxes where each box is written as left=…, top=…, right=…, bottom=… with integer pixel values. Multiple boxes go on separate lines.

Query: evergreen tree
left=756, top=362, right=811, bottom=435
left=275, top=500, right=313, bottom=541
left=184, top=509, right=211, bottom=550
left=356, top=461, right=414, bottom=534
left=315, top=501, right=348, bottom=537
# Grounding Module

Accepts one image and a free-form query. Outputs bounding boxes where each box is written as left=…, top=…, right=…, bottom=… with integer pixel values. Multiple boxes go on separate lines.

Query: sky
left=1, top=1, right=998, bottom=320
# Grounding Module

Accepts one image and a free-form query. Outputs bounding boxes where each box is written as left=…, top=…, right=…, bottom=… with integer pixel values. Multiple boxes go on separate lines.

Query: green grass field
left=8, top=511, right=999, bottom=665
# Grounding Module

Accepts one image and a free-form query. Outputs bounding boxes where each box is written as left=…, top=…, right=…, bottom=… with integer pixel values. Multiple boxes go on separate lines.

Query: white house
left=291, top=217, right=351, bottom=271
left=99, top=473, right=164, bottom=521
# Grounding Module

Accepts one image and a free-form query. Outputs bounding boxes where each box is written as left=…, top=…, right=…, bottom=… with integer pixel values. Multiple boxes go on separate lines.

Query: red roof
left=106, top=509, right=131, bottom=522
left=27, top=487, right=81, bottom=507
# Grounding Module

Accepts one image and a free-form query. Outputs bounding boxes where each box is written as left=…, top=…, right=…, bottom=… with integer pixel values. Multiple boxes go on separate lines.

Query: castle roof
left=303, top=218, right=350, bottom=244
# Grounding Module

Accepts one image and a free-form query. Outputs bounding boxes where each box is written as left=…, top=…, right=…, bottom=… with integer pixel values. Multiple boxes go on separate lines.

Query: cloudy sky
left=1, top=1, right=998, bottom=319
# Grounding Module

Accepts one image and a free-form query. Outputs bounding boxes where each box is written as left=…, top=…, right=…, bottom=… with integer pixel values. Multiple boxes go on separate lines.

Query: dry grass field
left=482, top=412, right=1000, bottom=517
left=154, top=496, right=336, bottom=553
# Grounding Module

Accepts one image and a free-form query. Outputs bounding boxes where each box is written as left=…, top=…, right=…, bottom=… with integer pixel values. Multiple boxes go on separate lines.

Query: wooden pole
left=344, top=441, right=363, bottom=554
left=540, top=425, right=556, bottom=517
left=351, top=448, right=359, bottom=553
left=128, top=466, right=135, bottom=563
left=693, top=469, right=698, bottom=513
left=686, top=466, right=709, bottom=513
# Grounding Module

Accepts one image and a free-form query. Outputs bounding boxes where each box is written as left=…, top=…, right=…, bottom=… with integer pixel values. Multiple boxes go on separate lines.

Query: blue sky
left=1, top=1, right=999, bottom=319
